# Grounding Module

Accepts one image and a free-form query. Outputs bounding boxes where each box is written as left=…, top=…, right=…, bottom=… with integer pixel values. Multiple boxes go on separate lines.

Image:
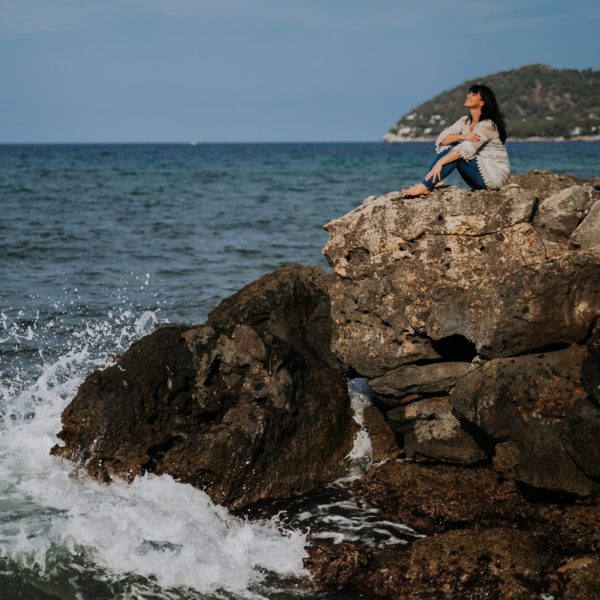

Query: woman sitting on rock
left=402, top=84, right=510, bottom=198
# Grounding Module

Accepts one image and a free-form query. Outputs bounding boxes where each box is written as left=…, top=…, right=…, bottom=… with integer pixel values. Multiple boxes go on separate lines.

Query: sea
left=1, top=141, right=599, bottom=599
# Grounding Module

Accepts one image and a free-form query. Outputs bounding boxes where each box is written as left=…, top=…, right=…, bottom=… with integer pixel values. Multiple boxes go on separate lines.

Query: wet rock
left=361, top=405, right=400, bottom=462
left=397, top=528, right=546, bottom=600
left=353, top=462, right=534, bottom=533
left=306, top=543, right=373, bottom=591
left=52, top=265, right=355, bottom=510
left=386, top=396, right=486, bottom=464
left=307, top=529, right=546, bottom=600
left=449, top=346, right=600, bottom=499
left=533, top=503, right=600, bottom=558
left=557, top=557, right=600, bottom=600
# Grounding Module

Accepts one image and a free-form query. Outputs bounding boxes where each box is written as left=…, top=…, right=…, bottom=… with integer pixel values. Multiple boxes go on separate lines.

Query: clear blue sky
left=1, top=0, right=598, bottom=142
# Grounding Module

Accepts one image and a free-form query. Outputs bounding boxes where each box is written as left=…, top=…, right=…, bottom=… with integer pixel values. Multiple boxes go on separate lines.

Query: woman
left=401, top=84, right=510, bottom=197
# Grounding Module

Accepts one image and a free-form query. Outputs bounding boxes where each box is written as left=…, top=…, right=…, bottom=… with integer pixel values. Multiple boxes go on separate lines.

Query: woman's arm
left=435, top=117, right=467, bottom=153
left=451, top=121, right=496, bottom=161
left=425, top=149, right=462, bottom=183
left=440, top=132, right=480, bottom=146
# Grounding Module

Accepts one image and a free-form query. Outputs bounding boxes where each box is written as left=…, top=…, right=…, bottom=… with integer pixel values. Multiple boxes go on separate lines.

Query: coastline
left=382, top=133, right=600, bottom=143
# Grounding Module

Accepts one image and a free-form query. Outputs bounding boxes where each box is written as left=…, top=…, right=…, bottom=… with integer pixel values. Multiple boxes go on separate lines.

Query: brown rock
left=306, top=529, right=546, bottom=600
left=397, top=528, right=546, bottom=600
left=305, top=543, right=373, bottom=591
left=558, top=556, right=600, bottom=600
left=386, top=396, right=486, bottom=464
left=51, top=265, right=355, bottom=510
left=353, top=462, right=532, bottom=533
left=449, top=346, right=600, bottom=499
left=370, top=362, right=472, bottom=400
left=324, top=181, right=600, bottom=376
left=362, top=405, right=400, bottom=462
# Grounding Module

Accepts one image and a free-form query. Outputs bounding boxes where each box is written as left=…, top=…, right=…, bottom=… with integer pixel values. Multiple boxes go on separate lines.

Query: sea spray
left=0, top=299, right=307, bottom=598
left=345, top=378, right=374, bottom=477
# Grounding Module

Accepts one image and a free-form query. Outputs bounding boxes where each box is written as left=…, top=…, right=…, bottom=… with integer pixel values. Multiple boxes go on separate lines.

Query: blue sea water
left=0, top=142, right=599, bottom=599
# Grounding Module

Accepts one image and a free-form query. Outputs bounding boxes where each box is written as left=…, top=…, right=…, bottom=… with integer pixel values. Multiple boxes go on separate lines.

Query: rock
left=51, top=265, right=355, bottom=510
left=534, top=185, right=599, bottom=238
left=308, top=457, right=600, bottom=598
left=534, top=504, right=600, bottom=558
left=353, top=461, right=533, bottom=533
left=307, top=529, right=546, bottom=600
left=449, top=346, right=600, bottom=499
left=324, top=173, right=600, bottom=497
left=386, top=396, right=486, bottom=464
left=305, top=543, right=373, bottom=591
left=361, top=405, right=399, bottom=462
left=324, top=184, right=600, bottom=371
left=396, top=528, right=546, bottom=600
left=509, top=169, right=588, bottom=197
left=582, top=320, right=600, bottom=404
left=370, top=361, right=472, bottom=400
left=558, top=557, right=600, bottom=600
left=571, top=200, right=600, bottom=248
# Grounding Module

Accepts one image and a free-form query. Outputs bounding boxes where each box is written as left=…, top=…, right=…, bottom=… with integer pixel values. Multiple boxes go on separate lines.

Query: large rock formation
left=323, top=170, right=600, bottom=499
left=51, top=265, right=355, bottom=510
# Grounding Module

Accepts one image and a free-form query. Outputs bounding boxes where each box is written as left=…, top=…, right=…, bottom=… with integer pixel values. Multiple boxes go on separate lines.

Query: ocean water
left=1, top=142, right=599, bottom=599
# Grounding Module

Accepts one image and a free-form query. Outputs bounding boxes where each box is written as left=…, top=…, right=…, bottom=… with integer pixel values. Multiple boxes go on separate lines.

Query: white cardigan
left=435, top=116, right=510, bottom=190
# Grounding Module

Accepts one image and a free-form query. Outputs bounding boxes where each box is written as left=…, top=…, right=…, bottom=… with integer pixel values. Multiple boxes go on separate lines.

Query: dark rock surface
left=449, top=346, right=599, bottom=498
left=323, top=170, right=600, bottom=498
left=306, top=460, right=600, bottom=599
left=307, top=528, right=547, bottom=600
left=52, top=264, right=355, bottom=510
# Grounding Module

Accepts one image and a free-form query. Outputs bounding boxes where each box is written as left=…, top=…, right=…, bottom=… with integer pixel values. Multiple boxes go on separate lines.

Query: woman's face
left=464, top=91, right=484, bottom=109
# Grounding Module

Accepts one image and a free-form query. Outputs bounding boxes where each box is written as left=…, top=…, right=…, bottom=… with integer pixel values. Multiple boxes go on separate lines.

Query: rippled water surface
left=1, top=142, right=598, bottom=599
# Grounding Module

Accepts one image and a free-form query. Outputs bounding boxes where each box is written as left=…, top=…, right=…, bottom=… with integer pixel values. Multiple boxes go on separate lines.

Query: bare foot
left=401, top=183, right=431, bottom=198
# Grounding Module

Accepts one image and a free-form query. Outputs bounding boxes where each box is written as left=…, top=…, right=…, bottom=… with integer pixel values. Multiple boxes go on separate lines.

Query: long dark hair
left=468, top=84, right=507, bottom=143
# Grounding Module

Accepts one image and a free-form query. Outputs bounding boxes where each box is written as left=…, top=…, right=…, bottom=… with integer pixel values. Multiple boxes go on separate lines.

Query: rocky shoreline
left=51, top=170, right=600, bottom=598
left=382, top=134, right=600, bottom=143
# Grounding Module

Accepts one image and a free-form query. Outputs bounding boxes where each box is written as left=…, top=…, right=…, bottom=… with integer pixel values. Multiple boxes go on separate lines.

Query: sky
left=1, top=0, right=599, bottom=142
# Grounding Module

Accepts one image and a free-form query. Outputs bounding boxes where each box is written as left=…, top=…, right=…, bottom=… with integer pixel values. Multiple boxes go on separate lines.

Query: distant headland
left=384, top=64, right=600, bottom=142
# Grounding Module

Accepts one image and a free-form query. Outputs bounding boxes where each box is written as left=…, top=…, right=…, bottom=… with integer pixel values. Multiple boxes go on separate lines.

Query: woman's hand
left=460, top=132, right=481, bottom=142
left=425, top=161, right=444, bottom=184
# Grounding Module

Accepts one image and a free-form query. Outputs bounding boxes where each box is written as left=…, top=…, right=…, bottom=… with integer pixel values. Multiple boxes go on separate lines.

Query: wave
left=0, top=300, right=307, bottom=598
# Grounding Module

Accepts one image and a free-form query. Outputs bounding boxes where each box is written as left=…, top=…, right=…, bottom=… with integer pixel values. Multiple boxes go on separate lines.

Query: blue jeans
left=420, top=146, right=486, bottom=190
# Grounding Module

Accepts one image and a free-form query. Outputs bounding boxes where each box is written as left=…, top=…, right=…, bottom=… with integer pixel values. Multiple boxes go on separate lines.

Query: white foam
left=345, top=378, right=374, bottom=476
left=0, top=306, right=307, bottom=597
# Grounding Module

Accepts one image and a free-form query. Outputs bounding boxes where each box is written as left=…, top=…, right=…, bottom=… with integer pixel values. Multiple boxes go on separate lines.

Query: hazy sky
left=1, top=0, right=599, bottom=142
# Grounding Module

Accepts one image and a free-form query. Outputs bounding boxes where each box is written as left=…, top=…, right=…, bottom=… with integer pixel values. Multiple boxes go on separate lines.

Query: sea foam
left=0, top=304, right=307, bottom=598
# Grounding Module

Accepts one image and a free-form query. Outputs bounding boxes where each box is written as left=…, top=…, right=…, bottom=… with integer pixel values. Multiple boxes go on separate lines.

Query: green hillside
left=385, top=65, right=600, bottom=140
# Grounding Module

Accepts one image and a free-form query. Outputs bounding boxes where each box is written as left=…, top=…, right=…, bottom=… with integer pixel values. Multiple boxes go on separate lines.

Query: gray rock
left=571, top=200, right=600, bottom=249
left=370, top=361, right=472, bottom=400
left=386, top=396, right=486, bottom=464
left=534, top=185, right=599, bottom=237
left=508, top=169, right=588, bottom=197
